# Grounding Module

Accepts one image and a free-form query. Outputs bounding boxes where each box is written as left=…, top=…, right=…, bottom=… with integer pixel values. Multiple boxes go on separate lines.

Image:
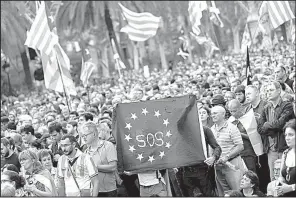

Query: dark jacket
left=258, top=98, right=295, bottom=153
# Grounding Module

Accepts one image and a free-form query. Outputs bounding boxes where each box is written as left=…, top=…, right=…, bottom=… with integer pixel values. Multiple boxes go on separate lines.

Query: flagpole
left=86, top=86, right=91, bottom=108
left=55, top=51, right=71, bottom=113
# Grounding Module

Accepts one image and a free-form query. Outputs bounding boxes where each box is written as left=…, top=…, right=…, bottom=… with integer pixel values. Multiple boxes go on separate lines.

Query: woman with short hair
left=239, top=170, right=266, bottom=197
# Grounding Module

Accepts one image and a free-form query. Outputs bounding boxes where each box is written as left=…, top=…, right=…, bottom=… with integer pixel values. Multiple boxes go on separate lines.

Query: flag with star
left=112, top=95, right=206, bottom=173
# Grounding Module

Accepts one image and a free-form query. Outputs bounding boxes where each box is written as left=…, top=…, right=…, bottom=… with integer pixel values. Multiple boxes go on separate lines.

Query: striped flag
left=241, top=24, right=252, bottom=53
left=24, top=1, right=58, bottom=56
left=80, top=56, right=95, bottom=88
left=260, top=1, right=295, bottom=30
left=188, top=1, right=208, bottom=36
left=118, top=3, right=161, bottom=42
left=290, top=20, right=295, bottom=44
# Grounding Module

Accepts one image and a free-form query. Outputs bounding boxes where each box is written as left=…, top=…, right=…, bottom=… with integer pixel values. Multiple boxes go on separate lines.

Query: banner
left=229, top=109, right=264, bottom=156
left=188, top=1, right=208, bottom=36
left=112, top=95, right=206, bottom=173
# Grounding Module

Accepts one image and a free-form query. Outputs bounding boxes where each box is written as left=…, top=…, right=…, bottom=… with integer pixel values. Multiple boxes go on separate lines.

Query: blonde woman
left=18, top=150, right=58, bottom=196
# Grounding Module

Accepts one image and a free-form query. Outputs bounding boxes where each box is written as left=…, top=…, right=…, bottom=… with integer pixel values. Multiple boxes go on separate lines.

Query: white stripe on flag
left=25, top=1, right=57, bottom=56
left=119, top=3, right=161, bottom=42
left=267, top=1, right=295, bottom=29
left=188, top=1, right=208, bottom=36
left=80, top=58, right=95, bottom=87
left=241, top=24, right=252, bottom=53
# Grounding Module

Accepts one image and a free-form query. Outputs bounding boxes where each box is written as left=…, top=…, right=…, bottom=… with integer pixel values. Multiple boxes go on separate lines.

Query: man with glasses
left=82, top=121, right=118, bottom=197
left=57, top=134, right=100, bottom=196
left=48, top=121, right=64, bottom=167
left=267, top=159, right=282, bottom=196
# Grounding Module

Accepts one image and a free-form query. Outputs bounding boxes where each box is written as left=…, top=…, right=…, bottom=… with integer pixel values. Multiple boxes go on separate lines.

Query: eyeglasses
left=81, top=132, right=94, bottom=138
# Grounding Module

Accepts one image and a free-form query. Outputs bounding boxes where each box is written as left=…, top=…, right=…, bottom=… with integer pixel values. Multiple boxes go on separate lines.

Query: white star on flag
left=165, top=142, right=171, bottom=149
left=131, top=113, right=138, bottom=120
left=129, top=145, right=136, bottom=153
left=163, top=119, right=169, bottom=127
left=142, top=108, right=149, bottom=115
left=125, top=123, right=132, bottom=130
left=154, top=110, right=161, bottom=118
left=136, top=153, right=144, bottom=161
left=166, top=130, right=172, bottom=137
left=159, top=151, right=165, bottom=159
left=124, top=134, right=132, bottom=142
left=148, top=155, right=155, bottom=163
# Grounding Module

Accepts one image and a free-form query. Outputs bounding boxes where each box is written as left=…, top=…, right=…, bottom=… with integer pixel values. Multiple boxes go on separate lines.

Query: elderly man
left=258, top=81, right=294, bottom=181
left=211, top=106, right=244, bottom=196
left=82, top=121, right=118, bottom=197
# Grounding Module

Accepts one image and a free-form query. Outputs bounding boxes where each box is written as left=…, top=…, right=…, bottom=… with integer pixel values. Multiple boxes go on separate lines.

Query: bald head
left=228, top=99, right=243, bottom=118
left=228, top=99, right=241, bottom=109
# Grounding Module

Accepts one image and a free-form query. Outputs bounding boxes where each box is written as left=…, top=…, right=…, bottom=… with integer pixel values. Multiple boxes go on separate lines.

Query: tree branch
left=236, top=1, right=251, bottom=13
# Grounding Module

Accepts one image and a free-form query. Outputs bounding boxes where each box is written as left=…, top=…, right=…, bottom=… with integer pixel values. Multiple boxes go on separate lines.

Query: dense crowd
left=1, top=43, right=295, bottom=197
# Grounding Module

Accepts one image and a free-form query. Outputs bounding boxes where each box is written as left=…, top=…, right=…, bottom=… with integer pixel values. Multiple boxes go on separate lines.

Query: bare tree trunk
left=133, top=42, right=139, bottom=70
left=232, top=28, right=241, bottom=53
left=20, top=50, right=33, bottom=90
left=158, top=40, right=168, bottom=70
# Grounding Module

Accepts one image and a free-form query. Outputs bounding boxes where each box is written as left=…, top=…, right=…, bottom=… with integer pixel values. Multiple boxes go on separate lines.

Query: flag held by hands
left=119, top=3, right=161, bottom=42
left=112, top=95, right=206, bottom=173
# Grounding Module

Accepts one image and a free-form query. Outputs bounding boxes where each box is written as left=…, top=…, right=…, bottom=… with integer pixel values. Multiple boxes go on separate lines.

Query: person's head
left=97, top=122, right=112, bottom=141
left=210, top=94, right=226, bottom=107
left=228, top=99, right=243, bottom=119
left=60, top=135, right=77, bottom=156
left=224, top=91, right=236, bottom=102
left=274, top=66, right=287, bottom=82
left=234, top=85, right=245, bottom=104
left=66, top=120, right=78, bottom=135
left=273, top=159, right=282, bottom=180
left=7, top=122, right=16, bottom=131
left=230, top=79, right=241, bottom=92
left=211, top=84, right=222, bottom=95
left=8, top=114, right=15, bottom=122
left=81, top=121, right=99, bottom=145
left=245, top=85, right=260, bottom=104
left=32, top=118, right=42, bottom=132
left=37, top=149, right=53, bottom=171
left=1, top=170, right=26, bottom=190
left=1, top=182, right=16, bottom=197
left=56, top=114, right=65, bottom=123
left=18, top=149, right=43, bottom=174
left=152, top=84, right=160, bottom=95
left=266, top=81, right=281, bottom=101
left=211, top=106, right=226, bottom=123
left=284, top=119, right=295, bottom=149
left=252, top=79, right=261, bottom=90
left=240, top=170, right=260, bottom=191
left=131, top=88, right=144, bottom=100
left=69, top=111, right=79, bottom=121
left=48, top=121, right=63, bottom=142
left=61, top=108, right=70, bottom=119
left=1, top=164, right=19, bottom=173
left=198, top=106, right=211, bottom=122
left=20, top=125, right=35, bottom=143
left=29, top=140, right=42, bottom=152
left=78, top=112, right=93, bottom=125
left=1, top=137, right=12, bottom=157
left=12, top=133, right=23, bottom=147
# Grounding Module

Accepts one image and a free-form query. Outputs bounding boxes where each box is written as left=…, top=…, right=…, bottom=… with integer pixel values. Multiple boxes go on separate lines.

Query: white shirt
left=138, top=170, right=165, bottom=187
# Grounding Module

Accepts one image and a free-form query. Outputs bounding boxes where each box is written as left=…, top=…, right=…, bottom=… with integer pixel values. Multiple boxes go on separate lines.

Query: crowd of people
left=1, top=42, right=295, bottom=197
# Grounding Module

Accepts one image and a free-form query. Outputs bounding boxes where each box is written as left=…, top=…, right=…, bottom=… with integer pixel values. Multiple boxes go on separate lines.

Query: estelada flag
left=112, top=95, right=206, bottom=173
